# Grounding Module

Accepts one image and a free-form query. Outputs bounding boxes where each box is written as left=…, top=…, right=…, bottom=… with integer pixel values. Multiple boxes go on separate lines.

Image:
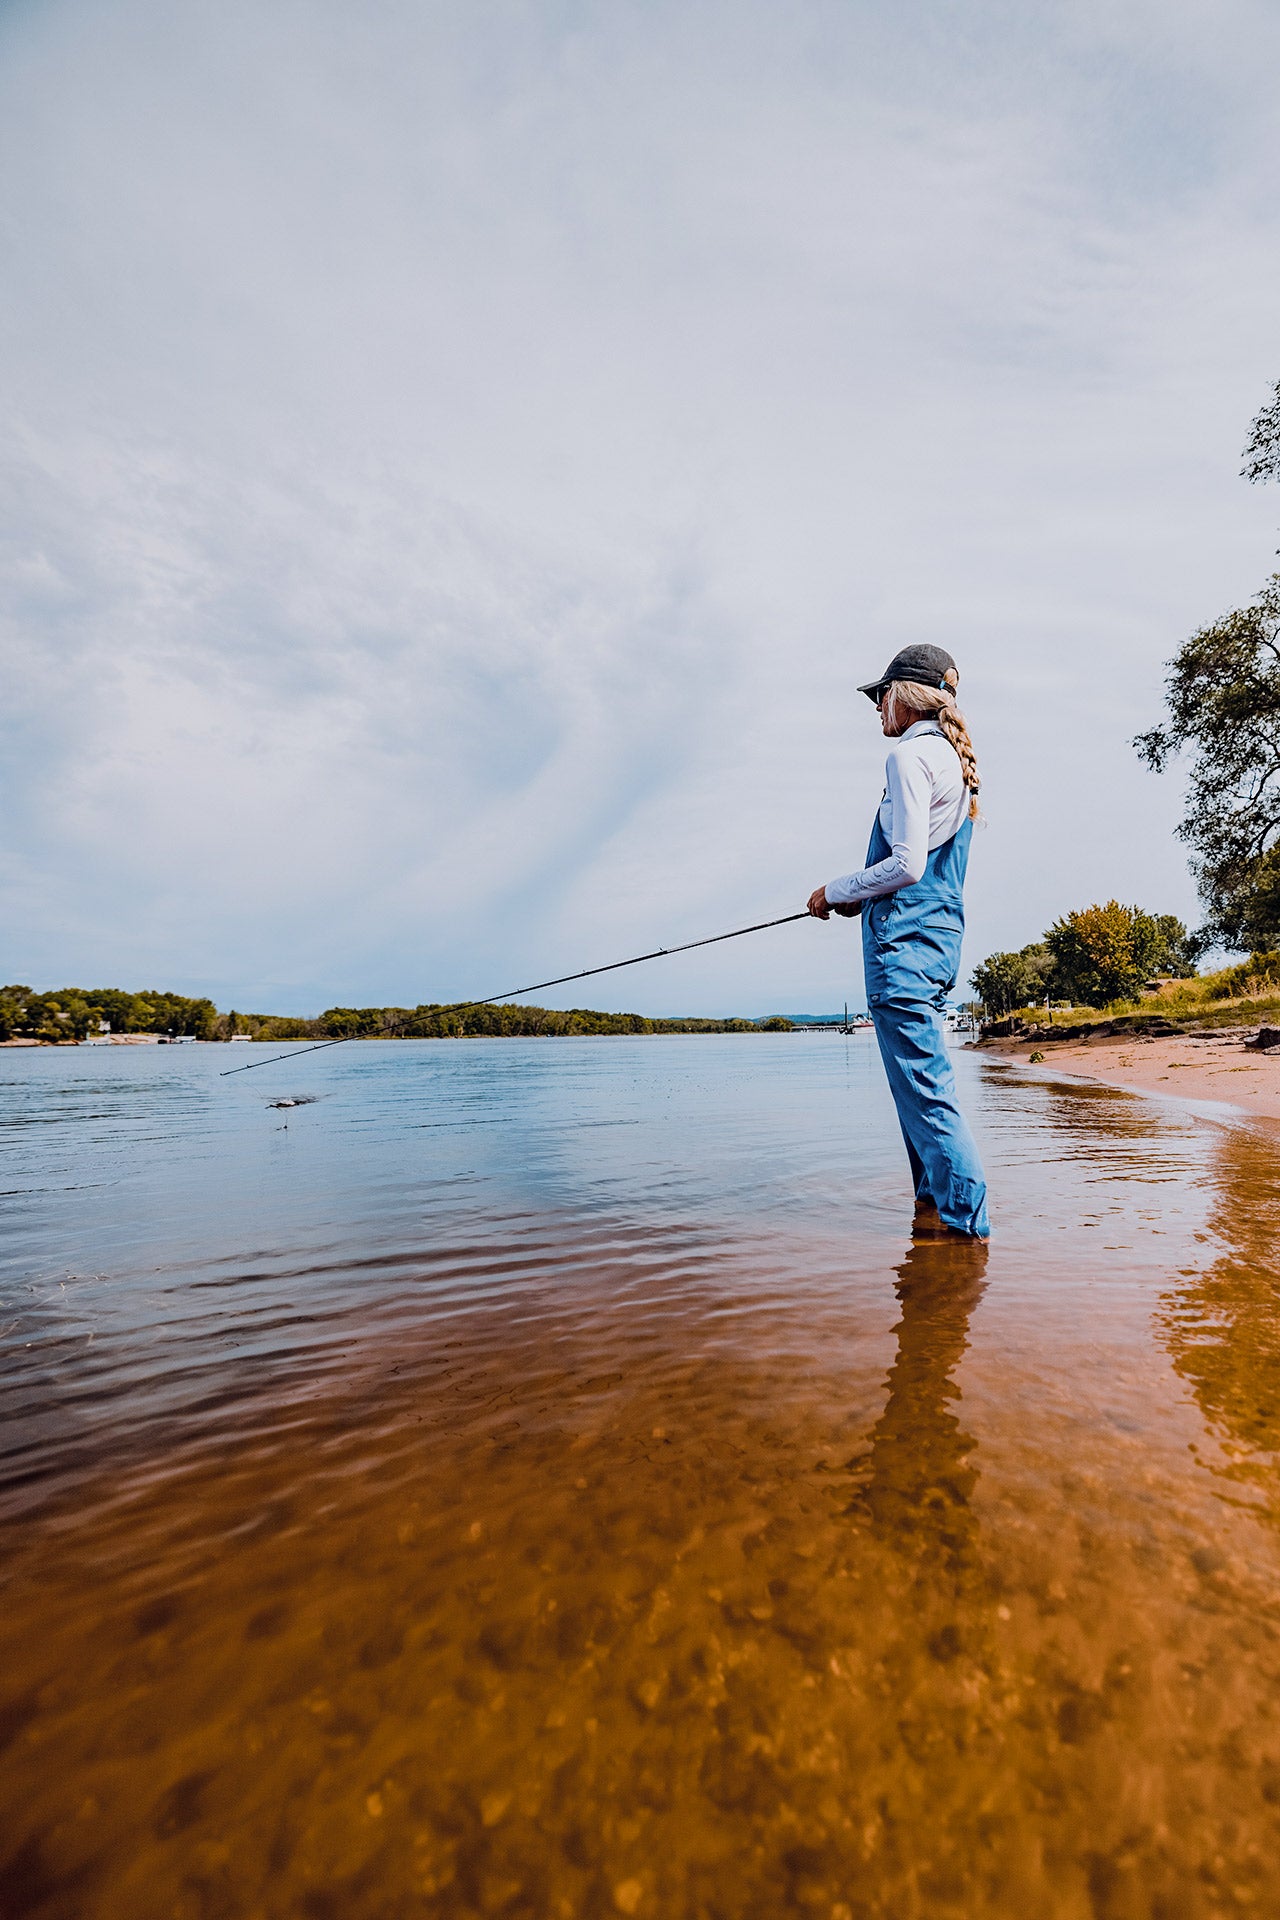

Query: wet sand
left=984, top=1026, right=1280, bottom=1120
left=5, top=1041, right=1280, bottom=1917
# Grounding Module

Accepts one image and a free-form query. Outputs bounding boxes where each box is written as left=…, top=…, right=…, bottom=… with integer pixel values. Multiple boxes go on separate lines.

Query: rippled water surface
left=4, top=1036, right=1280, bottom=1919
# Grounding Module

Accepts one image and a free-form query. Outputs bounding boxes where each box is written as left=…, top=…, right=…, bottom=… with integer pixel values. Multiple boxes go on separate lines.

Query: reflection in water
left=1162, top=1120, right=1280, bottom=1513
left=0, top=1237, right=1014, bottom=1920
left=6, top=1238, right=1280, bottom=1917
left=853, top=1237, right=988, bottom=1573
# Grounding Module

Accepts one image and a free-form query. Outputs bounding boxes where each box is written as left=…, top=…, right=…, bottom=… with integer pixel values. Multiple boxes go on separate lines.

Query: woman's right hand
left=807, top=886, right=831, bottom=919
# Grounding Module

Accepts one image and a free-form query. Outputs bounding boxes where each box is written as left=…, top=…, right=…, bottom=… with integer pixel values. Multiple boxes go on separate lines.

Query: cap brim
left=857, top=679, right=888, bottom=703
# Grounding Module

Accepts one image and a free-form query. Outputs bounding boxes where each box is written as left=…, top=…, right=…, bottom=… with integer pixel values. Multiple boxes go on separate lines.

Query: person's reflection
left=1163, top=1122, right=1280, bottom=1511
left=852, top=1235, right=989, bottom=1573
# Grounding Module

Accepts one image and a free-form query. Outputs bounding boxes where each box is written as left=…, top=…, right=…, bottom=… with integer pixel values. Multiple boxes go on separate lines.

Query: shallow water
left=3, top=1036, right=1280, bottom=1918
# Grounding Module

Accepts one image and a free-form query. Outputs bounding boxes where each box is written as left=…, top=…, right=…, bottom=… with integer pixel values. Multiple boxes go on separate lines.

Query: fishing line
left=220, top=910, right=812, bottom=1077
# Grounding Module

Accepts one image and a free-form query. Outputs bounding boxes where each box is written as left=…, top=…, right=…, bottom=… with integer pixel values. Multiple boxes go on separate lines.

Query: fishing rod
left=219, top=910, right=812, bottom=1077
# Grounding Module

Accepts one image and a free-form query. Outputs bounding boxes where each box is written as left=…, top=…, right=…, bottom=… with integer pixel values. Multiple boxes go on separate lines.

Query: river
left=2, top=1036, right=1279, bottom=1917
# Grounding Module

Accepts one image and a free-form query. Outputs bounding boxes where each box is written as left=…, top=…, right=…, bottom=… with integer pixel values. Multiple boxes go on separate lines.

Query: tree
left=1134, top=574, right=1280, bottom=951
left=53, top=995, right=98, bottom=1041
left=1243, top=378, right=1280, bottom=485
left=1045, top=902, right=1192, bottom=1008
left=1135, top=379, right=1280, bottom=951
left=1148, top=914, right=1198, bottom=977
left=969, top=942, right=1055, bottom=1015
left=320, top=1006, right=387, bottom=1038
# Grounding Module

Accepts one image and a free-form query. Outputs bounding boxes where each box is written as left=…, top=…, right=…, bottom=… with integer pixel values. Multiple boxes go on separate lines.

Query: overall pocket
left=867, top=892, right=899, bottom=943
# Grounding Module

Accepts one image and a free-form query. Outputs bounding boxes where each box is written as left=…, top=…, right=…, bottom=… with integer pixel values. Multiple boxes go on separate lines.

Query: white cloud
left=2, top=0, right=1279, bottom=1012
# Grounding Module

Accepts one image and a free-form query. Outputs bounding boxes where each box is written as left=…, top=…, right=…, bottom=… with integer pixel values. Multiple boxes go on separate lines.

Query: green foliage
left=320, top=1006, right=389, bottom=1038
left=1135, top=573, right=1280, bottom=951
left=0, top=987, right=37, bottom=1041
left=970, top=908, right=1193, bottom=1014
left=1243, top=378, right=1280, bottom=485
left=0, top=984, right=218, bottom=1042
left=968, top=943, right=1054, bottom=1016
left=135, top=991, right=219, bottom=1038
left=1217, top=950, right=1280, bottom=998
left=0, top=986, right=794, bottom=1047
left=317, top=1002, right=781, bottom=1038
left=1045, top=902, right=1194, bottom=1008
left=1128, top=383, right=1280, bottom=949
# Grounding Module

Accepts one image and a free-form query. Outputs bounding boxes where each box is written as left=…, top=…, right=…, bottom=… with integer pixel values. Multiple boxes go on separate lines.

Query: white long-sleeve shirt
left=824, top=720, right=970, bottom=906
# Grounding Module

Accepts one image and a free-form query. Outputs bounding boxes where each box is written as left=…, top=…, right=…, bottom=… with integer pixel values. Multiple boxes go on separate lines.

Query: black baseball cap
left=858, top=644, right=958, bottom=704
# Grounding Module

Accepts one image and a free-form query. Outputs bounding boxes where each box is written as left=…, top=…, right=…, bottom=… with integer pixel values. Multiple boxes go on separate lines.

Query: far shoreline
left=1, top=1025, right=879, bottom=1050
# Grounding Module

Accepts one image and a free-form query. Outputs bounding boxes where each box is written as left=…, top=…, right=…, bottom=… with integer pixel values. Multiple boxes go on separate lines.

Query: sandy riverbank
left=979, top=1025, right=1280, bottom=1119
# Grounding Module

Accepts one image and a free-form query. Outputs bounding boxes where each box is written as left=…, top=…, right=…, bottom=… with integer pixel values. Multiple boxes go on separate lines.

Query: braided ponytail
left=882, top=672, right=981, bottom=821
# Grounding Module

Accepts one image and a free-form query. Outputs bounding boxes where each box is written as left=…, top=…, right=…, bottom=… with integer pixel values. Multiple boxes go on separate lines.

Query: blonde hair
left=882, top=671, right=980, bottom=820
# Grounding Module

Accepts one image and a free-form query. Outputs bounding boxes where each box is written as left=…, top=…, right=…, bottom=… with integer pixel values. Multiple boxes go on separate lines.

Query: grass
left=1000, top=954, right=1280, bottom=1036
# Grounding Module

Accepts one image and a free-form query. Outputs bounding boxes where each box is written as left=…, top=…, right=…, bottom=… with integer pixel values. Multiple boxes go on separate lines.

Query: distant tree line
left=1, top=987, right=795, bottom=1044
left=970, top=903, right=1196, bottom=1015
left=0, top=985, right=218, bottom=1043
left=291, top=1004, right=795, bottom=1039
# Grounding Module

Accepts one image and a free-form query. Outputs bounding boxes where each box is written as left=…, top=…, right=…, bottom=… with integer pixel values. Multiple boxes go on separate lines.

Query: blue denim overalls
left=862, top=808, right=990, bottom=1237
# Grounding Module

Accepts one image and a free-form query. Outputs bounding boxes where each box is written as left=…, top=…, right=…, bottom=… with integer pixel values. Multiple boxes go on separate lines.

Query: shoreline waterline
left=981, top=1028, right=1280, bottom=1122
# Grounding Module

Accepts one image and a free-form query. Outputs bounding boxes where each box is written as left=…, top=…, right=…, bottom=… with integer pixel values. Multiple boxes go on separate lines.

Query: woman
left=808, top=643, right=989, bottom=1239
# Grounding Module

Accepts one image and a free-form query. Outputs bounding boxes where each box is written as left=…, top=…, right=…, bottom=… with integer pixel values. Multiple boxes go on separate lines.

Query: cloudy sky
left=3, top=0, right=1279, bottom=1016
